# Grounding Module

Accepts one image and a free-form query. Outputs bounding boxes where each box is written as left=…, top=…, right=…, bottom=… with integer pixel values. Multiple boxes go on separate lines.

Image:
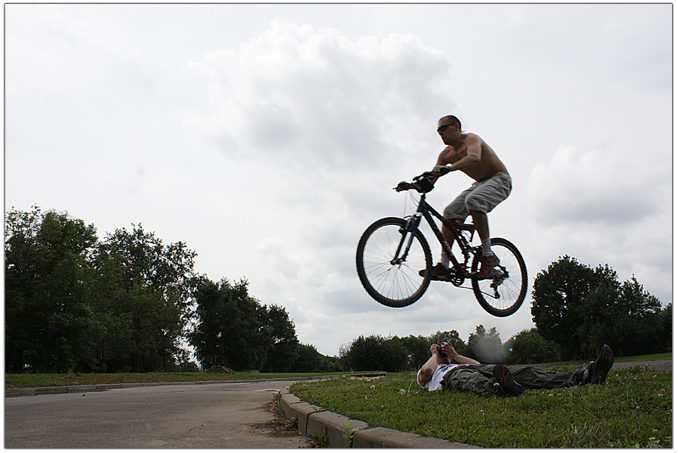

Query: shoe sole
left=492, top=365, right=524, bottom=396
left=592, top=345, right=614, bottom=383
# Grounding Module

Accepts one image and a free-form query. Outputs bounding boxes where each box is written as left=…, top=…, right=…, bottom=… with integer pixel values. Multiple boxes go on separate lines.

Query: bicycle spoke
left=356, top=218, right=432, bottom=308
left=472, top=238, right=527, bottom=317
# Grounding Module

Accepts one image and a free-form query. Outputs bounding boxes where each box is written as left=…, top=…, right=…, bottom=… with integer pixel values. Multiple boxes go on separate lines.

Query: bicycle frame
left=400, top=193, right=478, bottom=279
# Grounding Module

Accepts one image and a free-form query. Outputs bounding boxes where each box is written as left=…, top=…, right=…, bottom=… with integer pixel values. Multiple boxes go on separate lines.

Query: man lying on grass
left=417, top=342, right=614, bottom=396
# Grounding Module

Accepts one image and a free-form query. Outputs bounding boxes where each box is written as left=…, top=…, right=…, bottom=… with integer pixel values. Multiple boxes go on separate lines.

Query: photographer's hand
left=442, top=343, right=480, bottom=365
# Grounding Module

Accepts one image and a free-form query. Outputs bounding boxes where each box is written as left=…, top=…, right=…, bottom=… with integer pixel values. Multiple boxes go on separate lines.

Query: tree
left=291, top=344, right=323, bottom=372
left=505, top=328, right=560, bottom=364
left=341, top=335, right=408, bottom=372
left=188, top=281, right=302, bottom=373
left=531, top=256, right=604, bottom=359
left=612, top=277, right=662, bottom=356
left=5, top=207, right=105, bottom=372
left=96, top=224, right=198, bottom=372
left=190, top=278, right=275, bottom=371
left=397, top=335, right=430, bottom=370
left=656, top=303, right=672, bottom=353
left=532, top=256, right=668, bottom=358
left=467, top=325, right=504, bottom=363
left=262, top=305, right=299, bottom=372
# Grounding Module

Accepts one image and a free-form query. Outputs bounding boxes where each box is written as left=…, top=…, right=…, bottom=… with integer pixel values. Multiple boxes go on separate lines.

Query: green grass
left=4, top=371, right=335, bottom=388
left=291, top=366, right=672, bottom=448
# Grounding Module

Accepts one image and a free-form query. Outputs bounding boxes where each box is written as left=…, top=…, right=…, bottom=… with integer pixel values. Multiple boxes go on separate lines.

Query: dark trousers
left=442, top=364, right=586, bottom=395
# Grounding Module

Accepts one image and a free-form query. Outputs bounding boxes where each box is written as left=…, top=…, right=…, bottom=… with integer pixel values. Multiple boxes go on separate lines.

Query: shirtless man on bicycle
left=427, top=115, right=512, bottom=279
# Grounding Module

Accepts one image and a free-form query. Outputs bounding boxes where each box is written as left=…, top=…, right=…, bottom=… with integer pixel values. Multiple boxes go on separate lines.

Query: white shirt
left=417, top=363, right=460, bottom=391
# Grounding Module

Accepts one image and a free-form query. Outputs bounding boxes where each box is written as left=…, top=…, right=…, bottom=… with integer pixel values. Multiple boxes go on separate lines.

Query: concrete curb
left=278, top=388, right=477, bottom=448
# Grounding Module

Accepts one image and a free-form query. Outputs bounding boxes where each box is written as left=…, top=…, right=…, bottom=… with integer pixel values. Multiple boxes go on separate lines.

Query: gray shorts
left=443, top=171, right=512, bottom=221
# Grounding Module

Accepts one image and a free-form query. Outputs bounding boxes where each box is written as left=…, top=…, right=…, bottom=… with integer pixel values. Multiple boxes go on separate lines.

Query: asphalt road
left=5, top=380, right=312, bottom=448
left=612, top=359, right=671, bottom=373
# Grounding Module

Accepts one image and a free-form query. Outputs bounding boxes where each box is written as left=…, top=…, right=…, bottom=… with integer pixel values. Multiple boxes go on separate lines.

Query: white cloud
left=526, top=145, right=670, bottom=226
left=187, top=19, right=453, bottom=169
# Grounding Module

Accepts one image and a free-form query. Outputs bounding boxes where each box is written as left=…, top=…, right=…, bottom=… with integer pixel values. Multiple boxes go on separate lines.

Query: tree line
left=5, top=206, right=341, bottom=373
left=5, top=207, right=671, bottom=374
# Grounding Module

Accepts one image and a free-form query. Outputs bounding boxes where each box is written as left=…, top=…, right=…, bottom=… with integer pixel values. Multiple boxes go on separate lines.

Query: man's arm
left=431, top=135, right=483, bottom=179
left=441, top=343, right=480, bottom=365
left=417, top=344, right=442, bottom=385
left=446, top=134, right=482, bottom=173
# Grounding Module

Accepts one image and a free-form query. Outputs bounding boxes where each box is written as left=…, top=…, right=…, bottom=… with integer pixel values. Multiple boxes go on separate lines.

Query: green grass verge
left=4, top=371, right=335, bottom=388
left=291, top=366, right=672, bottom=448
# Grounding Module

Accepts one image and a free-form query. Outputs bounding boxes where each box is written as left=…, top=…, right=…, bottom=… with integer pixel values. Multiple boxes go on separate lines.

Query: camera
left=437, top=342, right=449, bottom=357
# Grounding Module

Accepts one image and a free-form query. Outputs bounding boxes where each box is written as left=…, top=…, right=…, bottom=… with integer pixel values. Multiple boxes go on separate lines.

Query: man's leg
left=509, top=366, right=585, bottom=389
left=440, top=222, right=458, bottom=267
left=470, top=210, right=489, bottom=240
left=470, top=210, right=492, bottom=256
left=441, top=365, right=501, bottom=395
left=428, top=187, right=473, bottom=278
left=510, top=345, right=614, bottom=389
left=465, top=174, right=511, bottom=278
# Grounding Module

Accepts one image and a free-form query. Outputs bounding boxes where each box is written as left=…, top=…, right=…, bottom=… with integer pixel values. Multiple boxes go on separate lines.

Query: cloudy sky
left=6, top=4, right=672, bottom=357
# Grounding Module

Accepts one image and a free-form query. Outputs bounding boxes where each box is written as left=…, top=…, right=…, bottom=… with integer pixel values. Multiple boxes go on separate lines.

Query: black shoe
left=585, top=345, right=614, bottom=384
left=419, top=263, right=451, bottom=281
left=492, top=365, right=525, bottom=396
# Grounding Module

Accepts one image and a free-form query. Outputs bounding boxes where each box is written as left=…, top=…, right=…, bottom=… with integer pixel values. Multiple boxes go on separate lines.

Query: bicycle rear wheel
left=471, top=237, right=527, bottom=317
left=356, top=217, right=432, bottom=308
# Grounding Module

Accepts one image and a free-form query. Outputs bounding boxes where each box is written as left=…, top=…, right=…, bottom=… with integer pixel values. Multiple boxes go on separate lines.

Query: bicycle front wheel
left=356, top=217, right=432, bottom=308
left=471, top=237, right=528, bottom=317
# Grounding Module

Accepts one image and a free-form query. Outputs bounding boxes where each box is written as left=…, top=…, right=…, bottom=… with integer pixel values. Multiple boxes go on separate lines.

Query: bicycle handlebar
left=394, top=169, right=448, bottom=193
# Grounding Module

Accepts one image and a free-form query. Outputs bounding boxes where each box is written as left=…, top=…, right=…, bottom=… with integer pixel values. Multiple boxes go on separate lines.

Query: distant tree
left=467, top=325, right=504, bottom=363
left=505, top=328, right=560, bottom=364
left=261, top=304, right=299, bottom=372
left=5, top=207, right=105, bottom=373
left=190, top=278, right=270, bottom=371
left=607, top=277, right=662, bottom=356
left=342, top=335, right=408, bottom=372
left=97, top=224, right=197, bottom=372
left=532, top=256, right=668, bottom=358
left=396, top=335, right=430, bottom=370
left=427, top=330, right=465, bottom=352
left=291, top=344, right=323, bottom=372
left=656, top=303, right=672, bottom=353
left=531, top=256, right=604, bottom=359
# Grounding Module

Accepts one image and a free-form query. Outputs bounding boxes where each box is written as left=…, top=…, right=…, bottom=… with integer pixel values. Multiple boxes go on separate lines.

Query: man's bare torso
left=438, top=133, right=508, bottom=181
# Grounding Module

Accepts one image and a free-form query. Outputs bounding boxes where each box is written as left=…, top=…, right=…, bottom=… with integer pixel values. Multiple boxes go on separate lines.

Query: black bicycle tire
left=471, top=237, right=528, bottom=317
left=356, top=217, right=432, bottom=308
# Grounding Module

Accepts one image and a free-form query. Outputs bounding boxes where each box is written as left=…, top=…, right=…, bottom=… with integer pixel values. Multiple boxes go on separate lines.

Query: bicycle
left=356, top=170, right=528, bottom=317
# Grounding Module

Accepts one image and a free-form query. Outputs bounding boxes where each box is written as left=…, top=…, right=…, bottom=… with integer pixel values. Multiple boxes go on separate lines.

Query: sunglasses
left=437, top=124, right=454, bottom=133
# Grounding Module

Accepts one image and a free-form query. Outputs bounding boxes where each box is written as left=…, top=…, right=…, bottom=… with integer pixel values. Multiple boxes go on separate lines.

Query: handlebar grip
left=415, top=171, right=434, bottom=181
left=394, top=181, right=413, bottom=192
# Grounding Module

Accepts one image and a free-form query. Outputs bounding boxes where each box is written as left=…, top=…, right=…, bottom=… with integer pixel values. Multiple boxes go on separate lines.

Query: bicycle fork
left=392, top=213, right=422, bottom=265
